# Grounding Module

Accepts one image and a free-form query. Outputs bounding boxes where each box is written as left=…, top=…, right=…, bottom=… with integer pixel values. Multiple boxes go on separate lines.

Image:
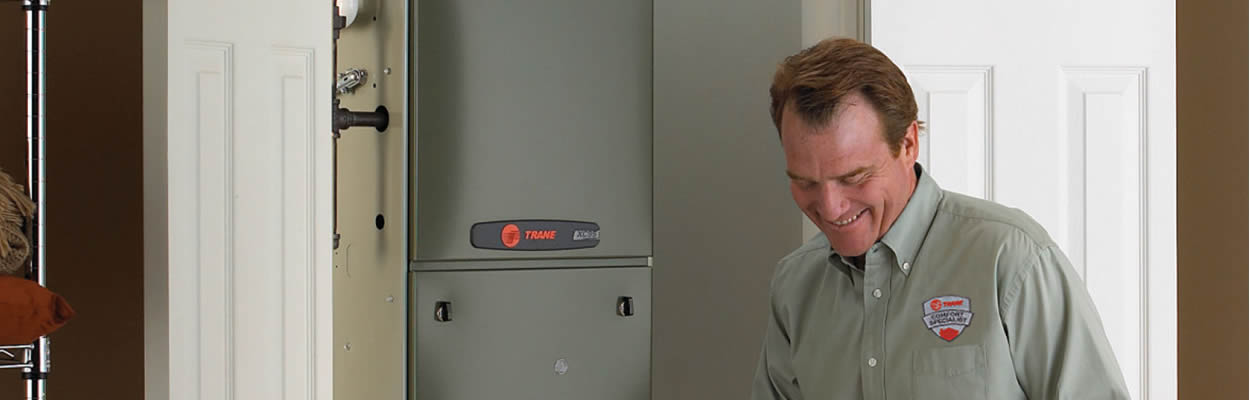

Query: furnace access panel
left=334, top=1, right=654, bottom=399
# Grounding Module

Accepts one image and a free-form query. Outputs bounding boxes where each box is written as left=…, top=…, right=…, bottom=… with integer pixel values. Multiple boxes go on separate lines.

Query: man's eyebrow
left=835, top=166, right=873, bottom=180
left=785, top=166, right=873, bottom=182
left=786, top=170, right=816, bottom=182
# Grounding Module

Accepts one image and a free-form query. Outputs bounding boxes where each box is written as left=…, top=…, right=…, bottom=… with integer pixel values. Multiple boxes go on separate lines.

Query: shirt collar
left=825, top=163, right=942, bottom=277
left=879, top=163, right=942, bottom=276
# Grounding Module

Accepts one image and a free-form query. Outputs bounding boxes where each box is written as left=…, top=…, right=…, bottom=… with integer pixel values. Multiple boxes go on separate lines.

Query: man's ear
left=898, top=120, right=920, bottom=163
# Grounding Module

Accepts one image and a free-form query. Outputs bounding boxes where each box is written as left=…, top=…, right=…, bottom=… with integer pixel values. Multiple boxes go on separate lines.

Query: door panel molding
left=905, top=65, right=994, bottom=200
left=274, top=46, right=319, bottom=400
left=177, top=39, right=237, bottom=400
left=1059, top=66, right=1149, bottom=398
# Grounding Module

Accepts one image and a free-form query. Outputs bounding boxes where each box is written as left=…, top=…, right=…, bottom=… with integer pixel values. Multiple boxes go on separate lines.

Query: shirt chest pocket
left=912, top=344, right=988, bottom=400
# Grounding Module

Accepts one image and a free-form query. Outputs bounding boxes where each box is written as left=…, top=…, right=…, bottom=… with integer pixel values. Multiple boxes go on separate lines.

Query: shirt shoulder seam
left=771, top=245, right=827, bottom=292
left=1001, top=248, right=1039, bottom=315
left=1000, top=245, right=1065, bottom=314
left=777, top=244, right=827, bottom=266
left=934, top=199, right=1053, bottom=250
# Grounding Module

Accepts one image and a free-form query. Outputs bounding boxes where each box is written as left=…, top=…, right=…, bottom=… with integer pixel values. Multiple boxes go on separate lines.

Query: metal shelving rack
left=1, top=0, right=51, bottom=399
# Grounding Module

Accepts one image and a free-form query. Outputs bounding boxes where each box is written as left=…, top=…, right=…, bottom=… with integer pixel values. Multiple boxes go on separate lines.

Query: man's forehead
left=781, top=120, right=877, bottom=157
left=782, top=101, right=881, bottom=142
left=781, top=102, right=889, bottom=181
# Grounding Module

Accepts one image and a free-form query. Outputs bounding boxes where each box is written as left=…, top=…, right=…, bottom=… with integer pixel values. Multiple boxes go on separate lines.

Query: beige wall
left=1177, top=0, right=1249, bottom=398
left=652, top=1, right=804, bottom=399
left=0, top=1, right=145, bottom=399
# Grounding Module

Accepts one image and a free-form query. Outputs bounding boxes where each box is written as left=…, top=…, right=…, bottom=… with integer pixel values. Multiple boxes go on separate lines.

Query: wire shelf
left=0, top=344, right=33, bottom=370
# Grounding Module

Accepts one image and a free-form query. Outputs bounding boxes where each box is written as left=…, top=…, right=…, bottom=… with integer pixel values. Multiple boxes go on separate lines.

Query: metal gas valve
left=336, top=68, right=368, bottom=95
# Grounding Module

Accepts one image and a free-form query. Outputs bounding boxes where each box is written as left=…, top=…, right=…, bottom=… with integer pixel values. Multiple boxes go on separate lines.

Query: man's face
left=780, top=93, right=919, bottom=257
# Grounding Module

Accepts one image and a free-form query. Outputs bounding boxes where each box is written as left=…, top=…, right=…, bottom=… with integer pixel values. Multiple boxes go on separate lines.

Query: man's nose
left=816, top=183, right=851, bottom=219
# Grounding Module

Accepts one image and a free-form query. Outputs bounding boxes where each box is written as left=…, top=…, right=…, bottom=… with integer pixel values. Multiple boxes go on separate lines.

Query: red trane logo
left=930, top=299, right=965, bottom=311
left=525, top=230, right=558, bottom=240
left=501, top=224, right=521, bottom=248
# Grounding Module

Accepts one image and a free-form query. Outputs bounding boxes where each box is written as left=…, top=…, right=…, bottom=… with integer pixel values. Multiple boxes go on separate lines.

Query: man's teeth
left=833, top=210, right=863, bottom=226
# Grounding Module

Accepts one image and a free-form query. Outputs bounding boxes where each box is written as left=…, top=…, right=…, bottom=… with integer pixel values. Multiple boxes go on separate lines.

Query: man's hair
left=769, top=38, right=921, bottom=155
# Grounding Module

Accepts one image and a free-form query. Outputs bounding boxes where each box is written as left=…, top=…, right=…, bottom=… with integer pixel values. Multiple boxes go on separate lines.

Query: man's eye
left=844, top=174, right=868, bottom=185
left=795, top=180, right=817, bottom=189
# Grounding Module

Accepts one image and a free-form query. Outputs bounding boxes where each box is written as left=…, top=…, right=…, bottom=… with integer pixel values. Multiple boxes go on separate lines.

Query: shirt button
left=867, top=357, right=878, bottom=367
left=872, top=288, right=882, bottom=298
left=902, top=262, right=911, bottom=272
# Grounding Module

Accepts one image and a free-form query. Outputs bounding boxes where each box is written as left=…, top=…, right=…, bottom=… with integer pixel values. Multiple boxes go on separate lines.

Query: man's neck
left=873, top=163, right=921, bottom=247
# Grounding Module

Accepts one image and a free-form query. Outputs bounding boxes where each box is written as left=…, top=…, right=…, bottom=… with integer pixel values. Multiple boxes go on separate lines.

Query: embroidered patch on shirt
left=922, top=295, right=973, bottom=342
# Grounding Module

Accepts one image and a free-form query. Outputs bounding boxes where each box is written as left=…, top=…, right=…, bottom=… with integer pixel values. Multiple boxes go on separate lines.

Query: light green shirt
left=752, top=165, right=1129, bottom=400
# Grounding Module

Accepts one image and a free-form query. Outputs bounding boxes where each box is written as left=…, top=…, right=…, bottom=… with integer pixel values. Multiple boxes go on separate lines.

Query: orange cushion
left=0, top=276, right=74, bottom=344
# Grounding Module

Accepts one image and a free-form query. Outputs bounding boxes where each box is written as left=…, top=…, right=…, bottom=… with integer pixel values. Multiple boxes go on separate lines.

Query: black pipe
left=334, top=105, right=389, bottom=133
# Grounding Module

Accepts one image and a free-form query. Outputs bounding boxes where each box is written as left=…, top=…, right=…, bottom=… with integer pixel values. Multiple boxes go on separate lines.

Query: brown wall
left=1177, top=0, right=1250, bottom=398
left=0, top=1, right=144, bottom=399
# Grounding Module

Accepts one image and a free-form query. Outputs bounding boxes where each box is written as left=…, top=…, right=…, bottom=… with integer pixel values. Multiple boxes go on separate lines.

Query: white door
left=152, top=0, right=333, bottom=398
left=871, top=1, right=1175, bottom=399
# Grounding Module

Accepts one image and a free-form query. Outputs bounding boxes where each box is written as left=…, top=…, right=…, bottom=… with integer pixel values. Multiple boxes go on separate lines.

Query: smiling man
left=751, top=38, right=1130, bottom=400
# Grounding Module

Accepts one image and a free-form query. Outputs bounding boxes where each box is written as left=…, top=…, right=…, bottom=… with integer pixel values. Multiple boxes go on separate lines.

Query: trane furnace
left=332, top=1, right=653, bottom=399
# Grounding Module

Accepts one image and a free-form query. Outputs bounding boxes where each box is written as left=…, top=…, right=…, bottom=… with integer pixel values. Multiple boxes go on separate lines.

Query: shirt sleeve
left=1000, top=245, right=1131, bottom=399
left=751, top=273, right=804, bottom=400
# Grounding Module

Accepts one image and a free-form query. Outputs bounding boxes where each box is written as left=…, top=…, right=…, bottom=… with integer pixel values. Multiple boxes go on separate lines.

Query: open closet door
left=145, top=0, right=334, bottom=398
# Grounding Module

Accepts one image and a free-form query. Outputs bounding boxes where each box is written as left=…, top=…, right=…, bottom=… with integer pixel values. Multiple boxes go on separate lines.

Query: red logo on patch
left=501, top=224, right=520, bottom=248
left=939, top=328, right=961, bottom=341
left=929, top=299, right=943, bottom=311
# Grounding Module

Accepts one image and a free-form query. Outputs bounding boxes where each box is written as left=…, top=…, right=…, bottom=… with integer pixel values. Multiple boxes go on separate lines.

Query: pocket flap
left=913, top=344, right=986, bottom=377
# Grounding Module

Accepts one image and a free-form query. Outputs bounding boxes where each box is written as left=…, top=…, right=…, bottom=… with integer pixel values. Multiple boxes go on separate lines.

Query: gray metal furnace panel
left=413, top=0, right=654, bottom=262
left=410, top=267, right=651, bottom=400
